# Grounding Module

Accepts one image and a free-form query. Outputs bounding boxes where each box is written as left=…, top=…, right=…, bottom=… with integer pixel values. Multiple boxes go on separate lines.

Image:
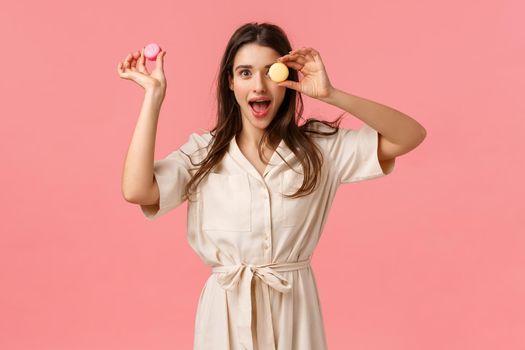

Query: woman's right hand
left=117, top=47, right=167, bottom=96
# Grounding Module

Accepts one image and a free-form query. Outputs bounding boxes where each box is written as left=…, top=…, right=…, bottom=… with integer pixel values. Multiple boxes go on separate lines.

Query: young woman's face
left=229, top=43, right=286, bottom=132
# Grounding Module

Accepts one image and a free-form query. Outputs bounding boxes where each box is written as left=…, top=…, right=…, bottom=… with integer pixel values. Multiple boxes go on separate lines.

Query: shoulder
left=181, top=129, right=214, bottom=153
left=301, top=120, right=349, bottom=151
left=175, top=129, right=215, bottom=166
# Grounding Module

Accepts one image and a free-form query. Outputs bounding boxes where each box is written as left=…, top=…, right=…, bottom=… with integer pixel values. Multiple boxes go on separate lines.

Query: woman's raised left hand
left=277, top=47, right=334, bottom=100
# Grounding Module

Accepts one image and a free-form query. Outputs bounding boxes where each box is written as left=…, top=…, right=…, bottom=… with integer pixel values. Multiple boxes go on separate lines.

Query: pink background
left=1, top=0, right=524, bottom=349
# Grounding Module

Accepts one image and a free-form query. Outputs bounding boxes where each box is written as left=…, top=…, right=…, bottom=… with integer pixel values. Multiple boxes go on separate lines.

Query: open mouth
left=249, top=101, right=272, bottom=117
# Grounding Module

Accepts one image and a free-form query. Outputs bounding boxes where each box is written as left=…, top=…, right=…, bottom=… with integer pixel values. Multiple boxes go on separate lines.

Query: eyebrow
left=235, top=64, right=273, bottom=71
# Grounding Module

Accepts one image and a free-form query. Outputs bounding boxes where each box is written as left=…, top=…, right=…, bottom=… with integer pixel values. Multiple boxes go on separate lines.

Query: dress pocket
left=281, top=170, right=308, bottom=227
left=201, top=173, right=251, bottom=231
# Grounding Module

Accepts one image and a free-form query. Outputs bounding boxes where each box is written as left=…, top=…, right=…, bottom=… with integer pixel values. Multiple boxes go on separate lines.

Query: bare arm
left=320, top=88, right=426, bottom=158
left=121, top=89, right=165, bottom=204
left=277, top=47, right=425, bottom=163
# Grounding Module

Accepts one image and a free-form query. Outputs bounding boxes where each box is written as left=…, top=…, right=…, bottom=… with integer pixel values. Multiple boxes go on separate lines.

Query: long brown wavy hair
left=182, top=22, right=347, bottom=203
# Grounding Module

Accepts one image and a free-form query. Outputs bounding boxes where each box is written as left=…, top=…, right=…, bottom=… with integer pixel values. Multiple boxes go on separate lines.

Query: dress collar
left=228, top=134, right=294, bottom=181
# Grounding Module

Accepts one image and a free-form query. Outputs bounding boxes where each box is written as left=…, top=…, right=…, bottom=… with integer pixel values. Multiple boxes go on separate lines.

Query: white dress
left=140, top=123, right=395, bottom=350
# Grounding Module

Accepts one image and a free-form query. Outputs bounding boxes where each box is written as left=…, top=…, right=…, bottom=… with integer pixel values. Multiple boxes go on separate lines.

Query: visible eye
left=239, top=69, right=270, bottom=78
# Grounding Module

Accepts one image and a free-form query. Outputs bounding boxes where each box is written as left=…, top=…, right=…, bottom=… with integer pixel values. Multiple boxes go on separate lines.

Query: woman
left=118, top=22, right=425, bottom=350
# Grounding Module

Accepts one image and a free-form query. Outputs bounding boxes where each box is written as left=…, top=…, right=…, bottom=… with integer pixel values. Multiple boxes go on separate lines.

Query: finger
left=293, top=47, right=311, bottom=55
left=137, top=47, right=147, bottom=73
left=277, top=79, right=301, bottom=91
left=280, top=60, right=303, bottom=71
left=118, top=61, right=131, bottom=78
left=278, top=53, right=293, bottom=61
left=294, top=50, right=315, bottom=62
left=292, top=47, right=314, bottom=59
left=309, top=48, right=320, bottom=57
left=156, top=49, right=166, bottom=71
left=123, top=53, right=132, bottom=70
left=131, top=50, right=140, bottom=70
left=290, top=47, right=306, bottom=56
left=302, top=47, right=320, bottom=62
left=281, top=53, right=307, bottom=66
left=279, top=53, right=300, bottom=62
left=309, top=49, right=322, bottom=63
left=305, top=53, right=315, bottom=62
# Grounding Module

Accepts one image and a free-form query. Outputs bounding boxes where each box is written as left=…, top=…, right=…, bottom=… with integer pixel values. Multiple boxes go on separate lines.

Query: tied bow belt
left=211, top=258, right=311, bottom=350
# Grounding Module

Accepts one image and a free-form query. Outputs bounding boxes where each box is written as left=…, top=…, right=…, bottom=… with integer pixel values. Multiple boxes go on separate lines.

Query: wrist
left=144, top=87, right=165, bottom=101
left=320, top=86, right=338, bottom=104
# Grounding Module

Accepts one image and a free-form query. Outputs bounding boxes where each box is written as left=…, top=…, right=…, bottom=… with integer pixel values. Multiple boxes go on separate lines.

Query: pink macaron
left=144, top=43, right=162, bottom=61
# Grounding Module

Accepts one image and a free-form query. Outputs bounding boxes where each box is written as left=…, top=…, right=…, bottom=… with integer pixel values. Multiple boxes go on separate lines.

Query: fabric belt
left=211, top=258, right=311, bottom=350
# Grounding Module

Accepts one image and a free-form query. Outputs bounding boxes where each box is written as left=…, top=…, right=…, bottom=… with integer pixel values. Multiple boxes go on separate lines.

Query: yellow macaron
left=269, top=62, right=289, bottom=83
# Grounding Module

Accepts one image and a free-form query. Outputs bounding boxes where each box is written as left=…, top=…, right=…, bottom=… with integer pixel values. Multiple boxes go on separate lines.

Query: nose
left=252, top=71, right=269, bottom=93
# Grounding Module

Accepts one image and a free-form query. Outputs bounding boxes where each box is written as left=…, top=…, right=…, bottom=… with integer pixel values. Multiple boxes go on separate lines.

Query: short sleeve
left=329, top=124, right=395, bottom=184
left=140, top=131, right=212, bottom=220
